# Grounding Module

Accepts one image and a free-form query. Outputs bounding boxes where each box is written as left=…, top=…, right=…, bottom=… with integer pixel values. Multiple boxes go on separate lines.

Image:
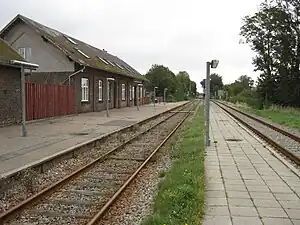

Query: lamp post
left=153, top=86, right=158, bottom=108
left=106, top=77, right=115, bottom=117
left=205, top=59, right=219, bottom=147
left=137, top=83, right=143, bottom=111
left=10, top=60, right=39, bottom=137
left=164, top=88, right=168, bottom=105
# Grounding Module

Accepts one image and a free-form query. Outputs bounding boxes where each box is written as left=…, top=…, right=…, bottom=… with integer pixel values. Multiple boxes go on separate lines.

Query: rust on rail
left=214, top=101, right=300, bottom=166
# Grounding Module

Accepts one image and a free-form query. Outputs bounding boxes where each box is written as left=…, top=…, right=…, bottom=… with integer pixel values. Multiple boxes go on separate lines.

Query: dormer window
left=115, top=63, right=124, bottom=70
left=97, top=56, right=109, bottom=65
left=75, top=47, right=90, bottom=59
left=64, top=35, right=77, bottom=45
left=106, top=59, right=115, bottom=67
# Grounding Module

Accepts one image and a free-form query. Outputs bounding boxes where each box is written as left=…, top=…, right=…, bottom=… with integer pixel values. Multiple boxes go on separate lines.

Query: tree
left=144, top=65, right=197, bottom=101
left=200, top=79, right=206, bottom=89
left=145, top=64, right=177, bottom=96
left=240, top=0, right=300, bottom=107
left=237, top=75, right=254, bottom=89
left=210, top=73, right=223, bottom=96
left=176, top=71, right=191, bottom=99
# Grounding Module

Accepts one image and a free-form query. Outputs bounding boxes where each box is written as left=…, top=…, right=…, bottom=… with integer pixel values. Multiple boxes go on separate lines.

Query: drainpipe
left=67, top=66, right=86, bottom=85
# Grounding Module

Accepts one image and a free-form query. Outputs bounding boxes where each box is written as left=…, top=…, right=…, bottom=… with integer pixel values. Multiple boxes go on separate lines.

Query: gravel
left=227, top=101, right=300, bottom=138
left=217, top=102, right=300, bottom=158
left=97, top=143, right=173, bottom=225
left=4, top=102, right=196, bottom=224
left=0, top=111, right=174, bottom=214
left=96, top=103, right=199, bottom=224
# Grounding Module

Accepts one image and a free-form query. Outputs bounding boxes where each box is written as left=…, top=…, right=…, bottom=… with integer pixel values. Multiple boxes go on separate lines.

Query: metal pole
left=153, top=88, right=156, bottom=108
left=205, top=62, right=211, bottom=146
left=21, top=65, right=27, bottom=137
left=136, top=86, right=139, bottom=111
left=106, top=79, right=109, bottom=117
left=164, top=89, right=167, bottom=105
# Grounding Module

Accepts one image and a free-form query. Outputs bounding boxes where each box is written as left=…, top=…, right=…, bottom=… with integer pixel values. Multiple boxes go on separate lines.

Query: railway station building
left=0, top=14, right=148, bottom=119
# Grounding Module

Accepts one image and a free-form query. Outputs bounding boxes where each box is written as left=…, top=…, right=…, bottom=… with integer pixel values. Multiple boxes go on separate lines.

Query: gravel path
left=3, top=102, right=196, bottom=224
left=216, top=102, right=300, bottom=158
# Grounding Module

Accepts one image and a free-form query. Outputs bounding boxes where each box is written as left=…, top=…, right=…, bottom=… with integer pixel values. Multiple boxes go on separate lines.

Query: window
left=132, top=86, right=135, bottom=100
left=81, top=78, right=89, bottom=102
left=75, top=47, right=90, bottom=59
left=64, top=35, right=77, bottom=44
left=140, top=87, right=143, bottom=99
left=18, top=47, right=31, bottom=60
left=98, top=80, right=103, bottom=101
left=108, top=83, right=111, bottom=101
left=121, top=84, right=126, bottom=100
left=115, top=63, right=124, bottom=70
left=97, top=57, right=109, bottom=65
left=129, top=85, right=132, bottom=100
left=106, top=59, right=115, bottom=67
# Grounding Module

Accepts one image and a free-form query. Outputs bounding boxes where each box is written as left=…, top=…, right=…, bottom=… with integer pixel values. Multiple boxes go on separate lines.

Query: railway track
left=214, top=101, right=300, bottom=166
left=0, top=101, right=191, bottom=214
left=0, top=100, right=198, bottom=224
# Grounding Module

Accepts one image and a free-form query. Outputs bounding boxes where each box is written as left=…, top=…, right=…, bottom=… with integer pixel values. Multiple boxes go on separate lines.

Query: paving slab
left=203, top=102, right=300, bottom=225
left=0, top=102, right=187, bottom=177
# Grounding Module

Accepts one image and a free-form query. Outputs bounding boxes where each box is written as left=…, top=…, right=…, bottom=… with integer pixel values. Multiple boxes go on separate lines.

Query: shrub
left=230, top=89, right=263, bottom=109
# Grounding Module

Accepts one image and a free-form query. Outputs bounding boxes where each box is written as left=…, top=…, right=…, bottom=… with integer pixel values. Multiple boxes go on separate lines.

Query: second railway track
left=214, top=101, right=300, bottom=166
left=0, top=100, right=198, bottom=225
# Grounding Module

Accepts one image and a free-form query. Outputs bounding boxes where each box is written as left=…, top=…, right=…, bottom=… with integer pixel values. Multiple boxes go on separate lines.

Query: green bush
left=230, top=89, right=263, bottom=109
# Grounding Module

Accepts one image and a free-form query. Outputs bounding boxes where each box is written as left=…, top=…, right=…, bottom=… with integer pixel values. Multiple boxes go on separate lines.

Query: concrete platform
left=0, top=102, right=187, bottom=177
left=203, top=103, right=300, bottom=225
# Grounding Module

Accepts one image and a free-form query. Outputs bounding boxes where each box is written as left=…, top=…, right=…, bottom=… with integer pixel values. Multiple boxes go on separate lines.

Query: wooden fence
left=25, top=82, right=75, bottom=121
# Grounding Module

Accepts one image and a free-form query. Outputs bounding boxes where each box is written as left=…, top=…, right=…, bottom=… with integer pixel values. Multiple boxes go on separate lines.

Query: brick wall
left=0, top=65, right=21, bottom=126
left=26, top=71, right=70, bottom=84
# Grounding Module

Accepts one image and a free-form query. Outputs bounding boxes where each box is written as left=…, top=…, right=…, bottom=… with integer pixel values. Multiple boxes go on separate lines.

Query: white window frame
left=106, top=59, right=115, bottom=67
left=98, top=80, right=103, bottom=101
left=132, top=86, right=135, bottom=100
left=121, top=84, right=126, bottom=101
left=97, top=57, right=109, bottom=65
left=18, top=47, right=32, bottom=60
left=18, top=47, right=26, bottom=58
left=141, top=87, right=143, bottom=99
left=115, top=62, right=124, bottom=70
left=64, top=35, right=77, bottom=44
left=81, top=78, right=89, bottom=102
left=129, top=85, right=132, bottom=100
left=75, top=48, right=90, bottom=59
left=108, top=82, right=111, bottom=101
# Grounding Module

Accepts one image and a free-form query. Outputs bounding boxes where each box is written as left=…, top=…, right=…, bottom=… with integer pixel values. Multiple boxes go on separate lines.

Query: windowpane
left=139, top=87, right=142, bottom=99
left=18, top=47, right=26, bottom=59
left=132, top=86, right=135, bottom=100
left=99, top=80, right=103, bottom=101
left=108, top=83, right=111, bottom=101
left=81, top=78, right=89, bottom=101
left=129, top=85, right=132, bottom=100
left=122, top=84, right=126, bottom=100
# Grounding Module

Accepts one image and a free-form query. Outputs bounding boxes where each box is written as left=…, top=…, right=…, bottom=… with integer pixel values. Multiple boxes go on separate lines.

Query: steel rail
left=216, top=101, right=300, bottom=143
left=0, top=101, right=194, bottom=224
left=214, top=101, right=300, bottom=166
left=87, top=101, right=197, bottom=224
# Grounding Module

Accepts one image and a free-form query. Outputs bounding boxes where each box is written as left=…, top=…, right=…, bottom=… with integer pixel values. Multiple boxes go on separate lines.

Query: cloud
left=0, top=0, right=262, bottom=90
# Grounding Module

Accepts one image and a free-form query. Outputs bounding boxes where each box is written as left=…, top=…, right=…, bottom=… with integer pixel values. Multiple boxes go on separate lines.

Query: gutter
left=63, top=66, right=85, bottom=85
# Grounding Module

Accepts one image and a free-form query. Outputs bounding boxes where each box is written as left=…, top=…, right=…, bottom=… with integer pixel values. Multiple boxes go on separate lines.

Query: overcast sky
left=0, top=0, right=262, bottom=90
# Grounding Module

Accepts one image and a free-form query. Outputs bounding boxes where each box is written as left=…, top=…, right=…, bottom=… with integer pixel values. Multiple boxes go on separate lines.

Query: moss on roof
left=0, top=38, right=25, bottom=62
left=7, top=15, right=148, bottom=82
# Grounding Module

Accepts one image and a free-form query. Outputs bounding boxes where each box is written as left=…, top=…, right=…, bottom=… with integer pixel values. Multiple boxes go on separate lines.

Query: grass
left=233, top=102, right=300, bottom=131
left=142, top=105, right=205, bottom=225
